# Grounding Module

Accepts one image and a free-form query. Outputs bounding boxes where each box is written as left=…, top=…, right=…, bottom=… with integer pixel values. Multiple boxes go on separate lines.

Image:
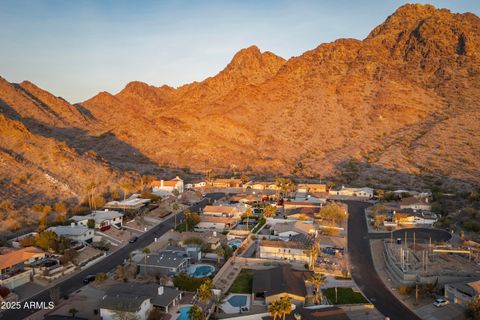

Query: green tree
left=263, top=205, right=276, bottom=218
left=316, top=203, right=346, bottom=226
left=466, top=296, right=480, bottom=320
left=308, top=273, right=326, bottom=304
left=87, top=219, right=95, bottom=229
left=198, top=278, right=213, bottom=304
left=68, top=308, right=79, bottom=318
left=215, top=245, right=225, bottom=264
left=244, top=208, right=253, bottom=230
left=268, top=300, right=282, bottom=320
left=279, top=296, right=292, bottom=320
left=111, top=310, right=140, bottom=320
left=95, top=272, right=108, bottom=283
left=188, top=305, right=204, bottom=320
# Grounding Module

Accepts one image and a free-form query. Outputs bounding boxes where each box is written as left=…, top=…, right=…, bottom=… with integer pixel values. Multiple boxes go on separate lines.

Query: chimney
left=213, top=231, right=217, bottom=237
left=158, top=286, right=164, bottom=295
left=70, top=222, right=75, bottom=227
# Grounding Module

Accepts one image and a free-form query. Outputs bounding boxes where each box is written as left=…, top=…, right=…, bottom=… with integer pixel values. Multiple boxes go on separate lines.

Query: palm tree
left=141, top=247, right=151, bottom=274
left=172, top=203, right=180, bottom=228
left=244, top=208, right=253, bottom=230
left=279, top=296, right=292, bottom=320
left=68, top=308, right=78, bottom=318
left=215, top=245, right=225, bottom=264
left=213, top=293, right=227, bottom=314
left=306, top=242, right=320, bottom=271
left=308, top=273, right=326, bottom=305
left=198, top=279, right=213, bottom=304
left=268, top=300, right=282, bottom=320
left=120, top=182, right=131, bottom=212
left=263, top=205, right=276, bottom=218
left=188, top=304, right=204, bottom=320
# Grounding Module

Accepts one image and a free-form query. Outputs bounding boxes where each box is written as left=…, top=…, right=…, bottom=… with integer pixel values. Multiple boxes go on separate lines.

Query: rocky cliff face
left=1, top=4, right=479, bottom=213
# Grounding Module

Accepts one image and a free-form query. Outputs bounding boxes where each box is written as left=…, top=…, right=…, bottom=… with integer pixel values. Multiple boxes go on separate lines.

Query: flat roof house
left=259, top=234, right=315, bottom=264
left=70, top=210, right=123, bottom=230
left=47, top=224, right=94, bottom=243
left=100, top=283, right=182, bottom=320
left=136, top=251, right=190, bottom=276
left=195, top=216, right=239, bottom=232
left=399, top=197, right=432, bottom=211
left=252, top=265, right=308, bottom=305
left=203, top=205, right=237, bottom=217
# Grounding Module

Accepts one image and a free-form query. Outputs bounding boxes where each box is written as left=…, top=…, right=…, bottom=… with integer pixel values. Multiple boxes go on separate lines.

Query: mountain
left=1, top=3, right=479, bottom=218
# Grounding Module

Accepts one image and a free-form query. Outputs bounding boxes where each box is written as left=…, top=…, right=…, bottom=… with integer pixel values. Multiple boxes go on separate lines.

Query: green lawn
left=322, top=287, right=368, bottom=305
left=228, top=269, right=253, bottom=293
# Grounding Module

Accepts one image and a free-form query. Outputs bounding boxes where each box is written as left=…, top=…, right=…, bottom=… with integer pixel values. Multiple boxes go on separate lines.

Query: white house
left=259, top=235, right=314, bottom=263
left=270, top=220, right=318, bottom=240
left=185, top=180, right=207, bottom=189
left=70, top=210, right=123, bottom=230
left=195, top=216, right=239, bottom=232
left=329, top=186, right=374, bottom=198
left=151, top=176, right=184, bottom=195
left=47, top=224, right=94, bottom=242
left=399, top=197, right=432, bottom=211
left=394, top=210, right=438, bottom=226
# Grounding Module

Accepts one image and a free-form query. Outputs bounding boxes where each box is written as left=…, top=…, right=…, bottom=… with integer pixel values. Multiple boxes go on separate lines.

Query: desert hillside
left=1, top=3, right=479, bottom=214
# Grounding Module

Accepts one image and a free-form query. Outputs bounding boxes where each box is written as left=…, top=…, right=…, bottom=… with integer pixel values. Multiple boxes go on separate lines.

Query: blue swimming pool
left=177, top=305, right=191, bottom=320
left=228, top=295, right=247, bottom=307
left=188, top=264, right=215, bottom=278
left=228, top=239, right=242, bottom=249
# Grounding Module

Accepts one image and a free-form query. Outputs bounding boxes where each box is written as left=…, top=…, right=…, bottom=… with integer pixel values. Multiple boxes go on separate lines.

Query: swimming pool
left=177, top=305, right=192, bottom=320
left=227, top=239, right=243, bottom=249
left=220, top=294, right=251, bottom=314
left=187, top=264, right=215, bottom=278
left=228, top=295, right=247, bottom=307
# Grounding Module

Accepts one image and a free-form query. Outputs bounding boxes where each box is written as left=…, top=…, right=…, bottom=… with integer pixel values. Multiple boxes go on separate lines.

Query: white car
left=433, top=298, right=449, bottom=307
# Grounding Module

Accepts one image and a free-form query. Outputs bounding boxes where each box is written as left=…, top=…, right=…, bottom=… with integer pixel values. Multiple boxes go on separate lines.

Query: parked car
left=129, top=236, right=138, bottom=243
left=83, top=275, right=96, bottom=284
left=433, top=298, right=449, bottom=307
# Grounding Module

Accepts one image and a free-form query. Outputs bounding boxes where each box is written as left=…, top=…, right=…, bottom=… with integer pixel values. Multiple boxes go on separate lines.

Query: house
left=70, top=210, right=123, bottom=230
left=283, top=201, right=322, bottom=209
left=136, top=251, right=190, bottom=276
left=211, top=178, right=242, bottom=188
left=445, top=279, right=480, bottom=306
left=47, top=224, right=94, bottom=242
left=195, top=216, right=239, bottom=232
left=329, top=186, right=374, bottom=198
left=399, top=197, right=432, bottom=211
left=151, top=176, right=184, bottom=195
left=104, top=195, right=150, bottom=210
left=297, top=184, right=327, bottom=193
left=271, top=221, right=318, bottom=240
left=164, top=245, right=202, bottom=262
left=252, top=265, right=308, bottom=305
left=0, top=247, right=46, bottom=289
left=284, top=207, right=319, bottom=221
left=185, top=180, right=207, bottom=189
left=100, top=283, right=182, bottom=320
left=393, top=210, right=438, bottom=226
left=203, top=205, right=237, bottom=217
left=259, top=234, right=315, bottom=263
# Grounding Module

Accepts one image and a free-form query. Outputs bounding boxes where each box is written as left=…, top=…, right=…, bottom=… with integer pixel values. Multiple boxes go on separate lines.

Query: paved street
left=346, top=201, right=421, bottom=320
left=1, top=193, right=224, bottom=320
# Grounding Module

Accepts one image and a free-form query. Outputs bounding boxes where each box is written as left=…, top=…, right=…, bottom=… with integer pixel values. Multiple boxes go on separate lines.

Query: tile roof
left=0, top=247, right=45, bottom=271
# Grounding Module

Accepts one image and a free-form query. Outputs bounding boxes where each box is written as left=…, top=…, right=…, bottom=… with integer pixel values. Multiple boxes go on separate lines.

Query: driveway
left=346, top=201, right=421, bottom=320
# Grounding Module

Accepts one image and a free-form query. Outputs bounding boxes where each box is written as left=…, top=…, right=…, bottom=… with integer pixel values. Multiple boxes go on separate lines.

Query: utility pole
left=413, top=232, right=416, bottom=252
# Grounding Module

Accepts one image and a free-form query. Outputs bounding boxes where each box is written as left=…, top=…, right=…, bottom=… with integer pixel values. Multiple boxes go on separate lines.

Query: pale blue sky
left=0, top=0, right=479, bottom=103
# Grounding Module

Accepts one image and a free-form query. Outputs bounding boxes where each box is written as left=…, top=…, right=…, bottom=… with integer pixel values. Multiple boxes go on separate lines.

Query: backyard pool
left=227, top=239, right=243, bottom=249
left=220, top=294, right=251, bottom=314
left=187, top=264, right=215, bottom=278
left=176, top=305, right=192, bottom=320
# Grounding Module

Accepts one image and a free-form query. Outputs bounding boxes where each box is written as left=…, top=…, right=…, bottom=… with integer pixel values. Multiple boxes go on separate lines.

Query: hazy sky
left=1, top=1, right=479, bottom=103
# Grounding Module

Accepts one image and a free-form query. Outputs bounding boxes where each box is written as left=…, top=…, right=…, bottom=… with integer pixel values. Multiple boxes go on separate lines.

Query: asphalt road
left=346, top=201, right=421, bottom=320
left=1, top=193, right=225, bottom=320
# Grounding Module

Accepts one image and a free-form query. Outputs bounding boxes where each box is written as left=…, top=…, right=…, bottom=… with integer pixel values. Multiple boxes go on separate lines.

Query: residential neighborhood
left=0, top=177, right=479, bottom=320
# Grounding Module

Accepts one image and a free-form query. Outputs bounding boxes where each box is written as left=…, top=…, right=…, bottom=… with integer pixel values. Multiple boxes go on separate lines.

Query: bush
left=463, top=220, right=480, bottom=232
left=95, top=272, right=108, bottom=283
left=173, top=272, right=208, bottom=291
